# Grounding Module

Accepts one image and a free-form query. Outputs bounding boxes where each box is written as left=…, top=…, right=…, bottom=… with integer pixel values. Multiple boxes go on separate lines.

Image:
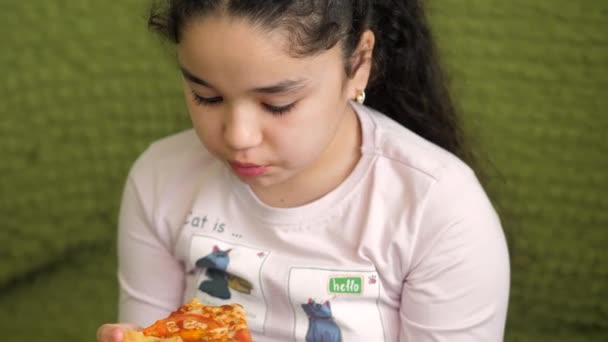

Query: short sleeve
left=400, top=166, right=510, bottom=341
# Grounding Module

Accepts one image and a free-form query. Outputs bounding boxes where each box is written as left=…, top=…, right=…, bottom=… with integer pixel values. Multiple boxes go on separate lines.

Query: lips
left=228, top=161, right=268, bottom=177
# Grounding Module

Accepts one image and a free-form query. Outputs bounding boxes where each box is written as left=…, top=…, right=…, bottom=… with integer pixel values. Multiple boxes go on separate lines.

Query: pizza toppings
left=132, top=298, right=252, bottom=342
left=142, top=314, right=222, bottom=338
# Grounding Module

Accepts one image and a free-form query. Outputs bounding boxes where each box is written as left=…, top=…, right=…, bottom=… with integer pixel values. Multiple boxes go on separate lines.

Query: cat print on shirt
left=195, top=246, right=232, bottom=299
left=195, top=245, right=254, bottom=300
left=301, top=298, right=342, bottom=342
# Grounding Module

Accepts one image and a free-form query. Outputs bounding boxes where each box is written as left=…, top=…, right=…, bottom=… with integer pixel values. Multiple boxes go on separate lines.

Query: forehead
left=177, top=14, right=343, bottom=90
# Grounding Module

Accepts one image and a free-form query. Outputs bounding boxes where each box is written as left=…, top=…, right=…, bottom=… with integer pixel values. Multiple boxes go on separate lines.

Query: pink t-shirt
left=117, top=102, right=510, bottom=341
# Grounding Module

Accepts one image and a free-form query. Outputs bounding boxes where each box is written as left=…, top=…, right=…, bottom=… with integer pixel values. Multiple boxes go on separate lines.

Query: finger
left=96, top=324, right=110, bottom=342
left=97, top=324, right=119, bottom=342
left=118, top=324, right=141, bottom=341
left=113, top=328, right=124, bottom=342
left=97, top=324, right=139, bottom=342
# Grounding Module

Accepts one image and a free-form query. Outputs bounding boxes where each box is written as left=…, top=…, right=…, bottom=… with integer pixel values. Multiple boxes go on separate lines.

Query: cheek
left=269, top=101, right=342, bottom=166
left=187, top=104, right=223, bottom=152
left=271, top=129, right=325, bottom=167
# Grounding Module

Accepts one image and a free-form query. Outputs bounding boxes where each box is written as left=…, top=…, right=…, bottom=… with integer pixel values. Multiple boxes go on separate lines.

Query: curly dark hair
left=148, top=0, right=474, bottom=166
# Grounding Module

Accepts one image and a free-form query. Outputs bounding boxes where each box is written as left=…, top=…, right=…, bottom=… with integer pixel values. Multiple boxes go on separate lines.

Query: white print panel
left=189, top=235, right=270, bottom=333
left=289, top=267, right=386, bottom=341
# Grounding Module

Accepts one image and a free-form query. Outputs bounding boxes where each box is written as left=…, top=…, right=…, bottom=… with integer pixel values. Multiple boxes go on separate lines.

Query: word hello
left=329, top=276, right=363, bottom=295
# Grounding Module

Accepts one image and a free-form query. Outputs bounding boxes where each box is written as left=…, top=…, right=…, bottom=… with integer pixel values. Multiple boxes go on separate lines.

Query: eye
left=262, top=102, right=297, bottom=116
left=191, top=91, right=222, bottom=106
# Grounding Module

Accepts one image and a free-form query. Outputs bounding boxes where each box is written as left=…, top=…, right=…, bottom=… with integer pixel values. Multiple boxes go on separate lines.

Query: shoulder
left=355, top=105, right=506, bottom=275
left=356, top=103, right=475, bottom=188
left=132, top=129, right=207, bottom=170
left=121, top=129, right=217, bottom=238
left=356, top=102, right=501, bottom=237
left=358, top=104, right=494, bottom=218
left=128, top=129, right=213, bottom=182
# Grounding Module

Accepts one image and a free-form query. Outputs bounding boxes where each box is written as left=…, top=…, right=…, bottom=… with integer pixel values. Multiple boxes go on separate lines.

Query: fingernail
left=113, top=329, right=124, bottom=341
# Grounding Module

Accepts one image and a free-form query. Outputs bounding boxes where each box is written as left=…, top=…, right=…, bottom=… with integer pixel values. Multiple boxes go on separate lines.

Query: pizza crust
left=123, top=330, right=183, bottom=342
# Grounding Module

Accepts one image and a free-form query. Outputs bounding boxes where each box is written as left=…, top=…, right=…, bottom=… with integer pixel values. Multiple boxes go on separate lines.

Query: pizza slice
left=124, top=298, right=252, bottom=342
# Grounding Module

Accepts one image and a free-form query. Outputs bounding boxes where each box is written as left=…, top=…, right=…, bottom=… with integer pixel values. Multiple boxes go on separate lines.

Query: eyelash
left=191, top=91, right=296, bottom=116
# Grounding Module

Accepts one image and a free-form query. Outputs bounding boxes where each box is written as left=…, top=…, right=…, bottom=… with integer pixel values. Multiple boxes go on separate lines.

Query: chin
left=246, top=172, right=293, bottom=190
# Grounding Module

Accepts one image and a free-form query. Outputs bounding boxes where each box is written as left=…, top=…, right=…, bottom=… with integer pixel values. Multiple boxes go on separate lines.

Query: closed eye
left=191, top=90, right=297, bottom=116
left=262, top=102, right=296, bottom=116
left=191, top=91, right=222, bottom=105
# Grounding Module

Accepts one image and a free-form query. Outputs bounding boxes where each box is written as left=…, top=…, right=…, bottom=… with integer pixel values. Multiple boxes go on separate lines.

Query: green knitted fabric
left=1, top=0, right=607, bottom=341
left=427, top=1, right=608, bottom=338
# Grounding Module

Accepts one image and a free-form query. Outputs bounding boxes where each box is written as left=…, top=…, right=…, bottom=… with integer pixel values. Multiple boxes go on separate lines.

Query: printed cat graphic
left=301, top=299, right=342, bottom=342
left=195, top=246, right=253, bottom=300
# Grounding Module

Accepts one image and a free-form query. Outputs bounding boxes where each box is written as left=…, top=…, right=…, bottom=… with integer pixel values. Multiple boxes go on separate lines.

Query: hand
left=96, top=323, right=140, bottom=342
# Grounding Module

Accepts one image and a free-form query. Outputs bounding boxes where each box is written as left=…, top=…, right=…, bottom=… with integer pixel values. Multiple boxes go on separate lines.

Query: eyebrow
left=179, top=66, right=307, bottom=94
left=180, top=67, right=213, bottom=87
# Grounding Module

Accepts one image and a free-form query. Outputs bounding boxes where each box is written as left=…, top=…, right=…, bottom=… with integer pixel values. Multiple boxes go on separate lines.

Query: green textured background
left=1, top=0, right=606, bottom=341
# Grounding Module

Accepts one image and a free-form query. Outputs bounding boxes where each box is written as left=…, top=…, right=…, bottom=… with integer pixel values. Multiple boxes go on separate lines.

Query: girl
left=97, top=0, right=510, bottom=341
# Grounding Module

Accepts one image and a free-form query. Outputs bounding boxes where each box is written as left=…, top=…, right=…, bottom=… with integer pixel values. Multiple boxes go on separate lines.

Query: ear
left=213, top=246, right=220, bottom=253
left=323, top=301, right=330, bottom=307
left=308, top=298, right=314, bottom=304
left=346, top=30, right=375, bottom=99
left=226, top=248, right=232, bottom=254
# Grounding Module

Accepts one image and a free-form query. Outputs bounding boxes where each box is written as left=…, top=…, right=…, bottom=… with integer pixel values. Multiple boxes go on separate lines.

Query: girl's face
left=178, top=15, right=370, bottom=201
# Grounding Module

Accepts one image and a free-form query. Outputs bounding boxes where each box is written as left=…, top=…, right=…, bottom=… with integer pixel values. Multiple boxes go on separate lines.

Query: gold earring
left=355, top=90, right=366, bottom=104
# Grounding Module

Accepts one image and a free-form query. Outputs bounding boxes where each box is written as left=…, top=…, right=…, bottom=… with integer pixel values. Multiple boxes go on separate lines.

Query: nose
left=222, top=106, right=262, bottom=151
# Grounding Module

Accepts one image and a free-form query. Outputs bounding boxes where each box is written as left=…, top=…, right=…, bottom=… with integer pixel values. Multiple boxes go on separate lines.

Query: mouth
left=228, top=161, right=269, bottom=177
